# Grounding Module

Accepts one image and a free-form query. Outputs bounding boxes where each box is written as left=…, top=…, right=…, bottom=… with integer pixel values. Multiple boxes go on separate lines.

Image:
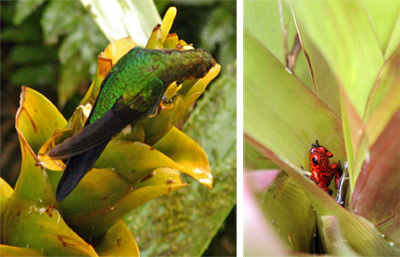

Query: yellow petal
left=102, top=37, right=137, bottom=64
left=164, top=33, right=180, bottom=49
left=160, top=7, right=177, bottom=43
left=146, top=24, right=164, bottom=49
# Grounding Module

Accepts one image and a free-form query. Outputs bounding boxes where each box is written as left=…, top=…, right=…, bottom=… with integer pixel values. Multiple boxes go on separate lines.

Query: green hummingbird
left=48, top=46, right=214, bottom=201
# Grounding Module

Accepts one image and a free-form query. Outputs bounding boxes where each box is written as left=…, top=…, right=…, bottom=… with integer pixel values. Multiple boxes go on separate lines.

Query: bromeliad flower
left=1, top=7, right=220, bottom=256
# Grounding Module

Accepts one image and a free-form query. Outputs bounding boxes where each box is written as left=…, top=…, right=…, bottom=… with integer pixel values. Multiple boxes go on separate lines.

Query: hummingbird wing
left=48, top=78, right=163, bottom=159
left=48, top=107, right=137, bottom=159
left=49, top=77, right=164, bottom=201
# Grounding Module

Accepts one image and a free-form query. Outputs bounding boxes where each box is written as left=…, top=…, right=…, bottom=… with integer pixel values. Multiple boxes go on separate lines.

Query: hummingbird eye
left=312, top=158, right=318, bottom=165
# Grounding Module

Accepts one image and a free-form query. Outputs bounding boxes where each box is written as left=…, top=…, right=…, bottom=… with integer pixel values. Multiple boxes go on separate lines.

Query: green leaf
left=3, top=93, right=97, bottom=255
left=385, top=15, right=400, bottom=59
left=288, top=0, right=384, bottom=117
left=245, top=0, right=292, bottom=65
left=244, top=0, right=313, bottom=90
left=362, top=0, right=400, bottom=56
left=318, top=215, right=359, bottom=256
left=244, top=1, right=400, bottom=255
left=247, top=171, right=316, bottom=252
left=244, top=141, right=279, bottom=170
left=365, top=81, right=400, bottom=149
left=364, top=46, right=400, bottom=132
left=41, top=0, right=108, bottom=107
left=15, top=87, right=67, bottom=154
left=13, top=0, right=46, bottom=25
left=50, top=166, right=187, bottom=240
left=41, top=1, right=80, bottom=45
left=3, top=199, right=97, bottom=256
left=300, top=33, right=342, bottom=117
left=0, top=178, right=13, bottom=216
left=10, top=66, right=56, bottom=87
left=351, top=47, right=400, bottom=187
left=1, top=24, right=42, bottom=43
left=0, top=245, right=45, bottom=256
left=248, top=137, right=399, bottom=256
left=244, top=29, right=345, bottom=173
left=339, top=89, right=363, bottom=189
left=94, top=219, right=139, bottom=256
left=8, top=45, right=57, bottom=65
left=58, top=61, right=90, bottom=108
left=153, top=127, right=212, bottom=188
left=200, top=3, right=236, bottom=66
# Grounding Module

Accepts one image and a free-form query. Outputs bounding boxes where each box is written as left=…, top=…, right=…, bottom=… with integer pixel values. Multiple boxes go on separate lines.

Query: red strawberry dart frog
left=308, top=140, right=341, bottom=195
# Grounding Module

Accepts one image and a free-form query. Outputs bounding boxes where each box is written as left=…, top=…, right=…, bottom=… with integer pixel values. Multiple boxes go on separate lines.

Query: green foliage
left=13, top=0, right=46, bottom=25
left=10, top=65, right=55, bottom=87
left=41, top=0, right=109, bottom=107
left=2, top=0, right=107, bottom=107
left=8, top=46, right=56, bottom=65
left=1, top=2, right=58, bottom=89
left=200, top=1, right=236, bottom=67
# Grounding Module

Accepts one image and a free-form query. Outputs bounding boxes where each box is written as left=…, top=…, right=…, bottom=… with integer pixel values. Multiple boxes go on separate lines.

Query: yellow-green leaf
left=289, top=0, right=384, bottom=118
left=244, top=29, right=345, bottom=176
left=172, top=63, right=222, bottom=125
left=2, top=199, right=97, bottom=256
left=0, top=245, right=45, bottom=256
left=299, top=33, right=341, bottom=117
left=99, top=139, right=183, bottom=181
left=249, top=137, right=399, bottom=256
left=362, top=0, right=400, bottom=56
left=52, top=167, right=187, bottom=239
left=154, top=126, right=212, bottom=189
left=3, top=122, right=96, bottom=255
left=94, top=219, right=139, bottom=256
left=319, top=215, right=358, bottom=256
left=16, top=87, right=66, bottom=153
left=364, top=47, right=400, bottom=145
left=247, top=171, right=316, bottom=252
left=244, top=0, right=313, bottom=90
left=0, top=178, right=13, bottom=216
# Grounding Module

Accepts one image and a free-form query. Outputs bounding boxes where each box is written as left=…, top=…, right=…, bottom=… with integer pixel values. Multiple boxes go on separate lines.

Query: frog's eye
left=312, top=157, right=318, bottom=164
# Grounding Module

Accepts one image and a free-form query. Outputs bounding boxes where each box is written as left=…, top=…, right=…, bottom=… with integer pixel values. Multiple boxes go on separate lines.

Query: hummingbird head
left=155, top=48, right=215, bottom=87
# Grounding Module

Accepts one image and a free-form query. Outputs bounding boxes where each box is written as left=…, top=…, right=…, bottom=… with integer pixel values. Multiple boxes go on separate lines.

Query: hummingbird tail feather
left=56, top=141, right=108, bottom=201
